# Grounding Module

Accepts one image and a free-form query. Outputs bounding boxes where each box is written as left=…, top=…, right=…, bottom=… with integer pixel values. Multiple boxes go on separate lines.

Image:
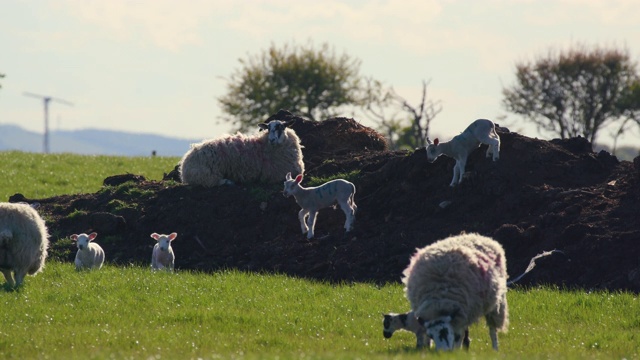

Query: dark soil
left=12, top=111, right=640, bottom=292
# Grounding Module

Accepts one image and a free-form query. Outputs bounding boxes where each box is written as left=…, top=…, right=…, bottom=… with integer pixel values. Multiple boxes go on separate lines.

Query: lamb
left=0, top=202, right=49, bottom=288
left=179, top=119, right=305, bottom=187
left=402, top=233, right=508, bottom=351
left=383, top=310, right=430, bottom=349
left=150, top=232, right=177, bottom=271
left=71, top=232, right=105, bottom=270
left=383, top=311, right=470, bottom=349
left=283, top=172, right=357, bottom=239
left=425, top=118, right=500, bottom=187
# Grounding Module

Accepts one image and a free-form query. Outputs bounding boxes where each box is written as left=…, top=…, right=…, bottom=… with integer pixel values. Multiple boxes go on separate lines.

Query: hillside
left=12, top=113, right=640, bottom=292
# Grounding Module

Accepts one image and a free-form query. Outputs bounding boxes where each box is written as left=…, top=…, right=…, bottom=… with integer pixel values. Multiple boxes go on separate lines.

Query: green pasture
left=0, top=151, right=639, bottom=359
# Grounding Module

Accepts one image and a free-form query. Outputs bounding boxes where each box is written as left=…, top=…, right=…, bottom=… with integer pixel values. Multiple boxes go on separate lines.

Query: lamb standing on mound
left=0, top=202, right=49, bottom=288
left=402, top=233, right=509, bottom=351
left=425, top=118, right=500, bottom=187
left=179, top=120, right=304, bottom=187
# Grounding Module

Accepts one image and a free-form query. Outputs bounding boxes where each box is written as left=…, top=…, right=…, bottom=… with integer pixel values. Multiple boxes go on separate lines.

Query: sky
left=1, top=0, right=639, bottom=149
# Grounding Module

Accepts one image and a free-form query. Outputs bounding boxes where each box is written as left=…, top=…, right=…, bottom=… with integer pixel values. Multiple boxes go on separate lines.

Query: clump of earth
left=13, top=110, right=640, bottom=292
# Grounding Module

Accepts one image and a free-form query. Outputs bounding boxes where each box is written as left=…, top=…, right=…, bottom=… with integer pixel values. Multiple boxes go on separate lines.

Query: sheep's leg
left=298, top=209, right=309, bottom=234
left=339, top=200, right=355, bottom=232
left=488, top=326, right=498, bottom=351
left=416, top=328, right=429, bottom=349
left=1, top=269, right=15, bottom=287
left=306, top=211, right=318, bottom=239
left=14, top=270, right=26, bottom=287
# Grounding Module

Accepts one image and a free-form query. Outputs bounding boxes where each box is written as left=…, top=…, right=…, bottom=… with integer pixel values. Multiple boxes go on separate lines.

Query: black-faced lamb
left=402, top=233, right=508, bottom=351
left=426, top=118, right=500, bottom=186
left=71, top=232, right=105, bottom=270
left=0, top=202, right=49, bottom=288
left=383, top=311, right=430, bottom=349
left=383, top=311, right=471, bottom=350
left=179, top=120, right=305, bottom=187
left=283, top=172, right=357, bottom=239
left=151, top=232, right=177, bottom=271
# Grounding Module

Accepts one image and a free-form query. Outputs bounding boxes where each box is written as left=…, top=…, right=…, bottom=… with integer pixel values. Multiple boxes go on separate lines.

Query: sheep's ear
left=426, top=137, right=432, bottom=145
left=168, top=232, right=178, bottom=241
left=150, top=233, right=160, bottom=240
left=295, top=174, right=303, bottom=183
left=286, top=172, right=292, bottom=180
left=258, top=123, right=269, bottom=131
left=88, top=232, right=98, bottom=241
left=434, top=138, right=439, bottom=146
left=70, top=234, right=78, bottom=241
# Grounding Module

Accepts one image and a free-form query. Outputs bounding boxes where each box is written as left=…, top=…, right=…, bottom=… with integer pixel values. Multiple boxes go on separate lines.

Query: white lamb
left=403, top=233, right=508, bottom=351
left=0, top=202, right=49, bottom=288
left=71, top=232, right=105, bottom=270
left=425, top=118, right=500, bottom=187
left=283, top=172, right=357, bottom=239
left=179, top=120, right=305, bottom=187
left=151, top=232, right=177, bottom=271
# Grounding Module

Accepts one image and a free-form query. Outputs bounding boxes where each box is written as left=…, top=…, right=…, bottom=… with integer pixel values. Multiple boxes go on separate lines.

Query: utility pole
left=23, top=92, right=73, bottom=153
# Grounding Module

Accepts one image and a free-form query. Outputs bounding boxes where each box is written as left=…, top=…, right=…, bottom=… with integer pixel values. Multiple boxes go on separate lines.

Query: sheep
left=283, top=172, right=357, bottom=239
left=0, top=202, right=49, bottom=288
left=151, top=232, right=177, bottom=271
left=383, top=310, right=430, bottom=349
left=384, top=249, right=562, bottom=349
left=425, top=118, right=500, bottom=187
left=179, top=119, right=305, bottom=187
left=71, top=232, right=105, bottom=270
left=402, top=233, right=508, bottom=351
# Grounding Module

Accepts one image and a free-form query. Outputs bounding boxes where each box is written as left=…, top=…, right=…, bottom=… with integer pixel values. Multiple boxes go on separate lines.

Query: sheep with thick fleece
left=402, top=233, right=508, bottom=351
left=179, top=120, right=304, bottom=187
left=283, top=172, right=357, bottom=239
left=426, top=118, right=500, bottom=186
left=0, top=202, right=49, bottom=288
left=151, top=232, right=177, bottom=271
left=71, top=232, right=105, bottom=270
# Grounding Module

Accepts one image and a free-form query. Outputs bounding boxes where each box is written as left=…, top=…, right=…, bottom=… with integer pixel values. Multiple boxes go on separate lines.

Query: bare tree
left=363, top=79, right=442, bottom=149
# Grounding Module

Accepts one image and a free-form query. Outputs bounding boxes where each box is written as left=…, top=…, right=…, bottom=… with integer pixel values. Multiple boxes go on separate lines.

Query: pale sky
left=1, top=0, right=639, bottom=149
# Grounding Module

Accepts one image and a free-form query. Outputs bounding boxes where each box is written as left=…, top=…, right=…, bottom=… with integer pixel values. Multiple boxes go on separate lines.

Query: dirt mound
left=14, top=117, right=640, bottom=292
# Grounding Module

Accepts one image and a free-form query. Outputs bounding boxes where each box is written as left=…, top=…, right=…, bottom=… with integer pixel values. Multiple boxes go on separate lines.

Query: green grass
left=0, top=151, right=179, bottom=201
left=306, top=170, right=361, bottom=187
left=1, top=151, right=639, bottom=359
left=1, top=263, right=638, bottom=359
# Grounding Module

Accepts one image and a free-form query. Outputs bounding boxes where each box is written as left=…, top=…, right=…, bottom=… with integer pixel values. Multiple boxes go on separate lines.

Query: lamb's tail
left=0, top=229, right=12, bottom=245
left=507, top=249, right=567, bottom=287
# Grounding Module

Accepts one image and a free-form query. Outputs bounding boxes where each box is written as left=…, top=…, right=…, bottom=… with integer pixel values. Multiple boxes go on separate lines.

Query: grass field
left=1, top=151, right=639, bottom=359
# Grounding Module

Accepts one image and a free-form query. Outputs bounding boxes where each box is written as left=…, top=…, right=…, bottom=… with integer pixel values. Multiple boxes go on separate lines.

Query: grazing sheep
left=383, top=249, right=562, bottom=349
left=425, top=118, right=500, bottom=187
left=71, top=232, right=105, bottom=270
left=283, top=172, right=357, bottom=239
left=179, top=120, right=305, bottom=187
left=0, top=202, right=49, bottom=288
left=403, top=233, right=508, bottom=351
left=151, top=232, right=177, bottom=271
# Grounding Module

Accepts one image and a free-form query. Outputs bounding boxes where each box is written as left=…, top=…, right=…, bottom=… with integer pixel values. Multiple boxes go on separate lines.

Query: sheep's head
left=258, top=119, right=295, bottom=145
left=283, top=172, right=303, bottom=197
left=382, top=312, right=409, bottom=339
left=418, top=315, right=464, bottom=351
left=70, top=232, right=98, bottom=250
left=151, top=232, right=177, bottom=251
left=425, top=138, right=441, bottom=162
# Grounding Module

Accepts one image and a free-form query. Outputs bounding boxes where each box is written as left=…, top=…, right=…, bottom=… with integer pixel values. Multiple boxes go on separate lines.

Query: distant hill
left=0, top=124, right=198, bottom=157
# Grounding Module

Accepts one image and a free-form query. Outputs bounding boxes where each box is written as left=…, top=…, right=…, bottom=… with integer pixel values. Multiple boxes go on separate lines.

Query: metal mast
left=23, top=92, right=74, bottom=153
